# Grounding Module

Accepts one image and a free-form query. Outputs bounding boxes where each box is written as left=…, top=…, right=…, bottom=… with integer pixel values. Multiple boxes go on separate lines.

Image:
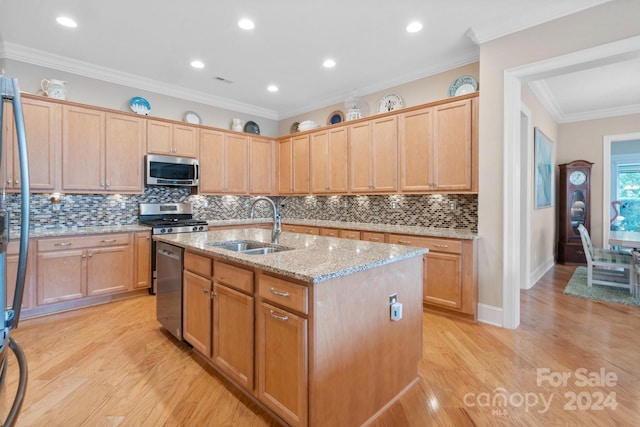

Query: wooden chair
left=577, top=224, right=634, bottom=293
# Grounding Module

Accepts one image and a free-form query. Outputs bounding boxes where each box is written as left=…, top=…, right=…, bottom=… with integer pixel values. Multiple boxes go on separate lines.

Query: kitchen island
left=154, top=228, right=427, bottom=427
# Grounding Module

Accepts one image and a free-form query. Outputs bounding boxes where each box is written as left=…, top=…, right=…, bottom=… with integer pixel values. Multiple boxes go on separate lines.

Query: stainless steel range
left=139, top=202, right=209, bottom=295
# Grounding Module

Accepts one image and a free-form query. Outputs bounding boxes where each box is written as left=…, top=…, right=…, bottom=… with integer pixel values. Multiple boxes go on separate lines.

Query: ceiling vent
left=214, top=76, right=233, bottom=84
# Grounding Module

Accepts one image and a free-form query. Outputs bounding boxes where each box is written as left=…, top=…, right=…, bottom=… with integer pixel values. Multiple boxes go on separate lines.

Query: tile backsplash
left=4, top=188, right=477, bottom=232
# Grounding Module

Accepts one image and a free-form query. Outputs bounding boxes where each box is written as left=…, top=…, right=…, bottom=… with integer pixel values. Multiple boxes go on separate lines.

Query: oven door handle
left=157, top=248, right=181, bottom=260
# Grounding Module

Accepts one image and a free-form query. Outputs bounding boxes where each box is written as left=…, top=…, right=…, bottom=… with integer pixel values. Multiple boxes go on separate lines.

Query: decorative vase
left=41, top=79, right=67, bottom=100
left=232, top=118, right=244, bottom=132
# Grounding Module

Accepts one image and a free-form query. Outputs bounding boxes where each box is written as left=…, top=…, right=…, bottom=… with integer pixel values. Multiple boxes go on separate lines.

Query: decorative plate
left=183, top=111, right=202, bottom=125
left=327, top=110, right=344, bottom=125
left=290, top=122, right=300, bottom=133
left=448, top=75, right=478, bottom=97
left=129, top=96, right=151, bottom=115
left=244, top=121, right=260, bottom=135
left=377, top=94, right=403, bottom=113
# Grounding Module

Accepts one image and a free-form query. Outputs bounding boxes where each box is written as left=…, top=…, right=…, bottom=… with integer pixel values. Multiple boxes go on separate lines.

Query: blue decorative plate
left=327, top=110, right=344, bottom=125
left=130, top=96, right=151, bottom=115
left=448, top=76, right=478, bottom=97
left=244, top=121, right=260, bottom=135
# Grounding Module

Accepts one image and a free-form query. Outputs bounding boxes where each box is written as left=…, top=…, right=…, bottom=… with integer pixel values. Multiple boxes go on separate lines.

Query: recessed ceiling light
left=267, top=85, right=278, bottom=92
left=323, top=59, right=336, bottom=68
left=190, top=60, right=205, bottom=69
left=238, top=18, right=255, bottom=30
left=56, top=16, right=77, bottom=28
left=406, top=21, right=423, bottom=33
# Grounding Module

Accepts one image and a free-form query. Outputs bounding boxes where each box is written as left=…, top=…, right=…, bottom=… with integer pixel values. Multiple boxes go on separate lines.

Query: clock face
left=569, top=170, right=587, bottom=186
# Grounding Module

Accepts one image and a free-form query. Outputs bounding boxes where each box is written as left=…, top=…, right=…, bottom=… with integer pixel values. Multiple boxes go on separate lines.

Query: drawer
left=258, top=274, right=308, bottom=315
left=214, top=261, right=254, bottom=294
left=283, top=225, right=320, bottom=235
left=37, top=233, right=131, bottom=252
left=185, top=251, right=213, bottom=277
left=361, top=231, right=386, bottom=243
left=388, top=234, right=461, bottom=254
left=320, top=228, right=340, bottom=238
left=339, top=230, right=361, bottom=240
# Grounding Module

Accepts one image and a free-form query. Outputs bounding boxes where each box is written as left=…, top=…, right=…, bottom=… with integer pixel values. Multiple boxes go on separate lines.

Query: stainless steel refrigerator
left=0, top=76, right=31, bottom=426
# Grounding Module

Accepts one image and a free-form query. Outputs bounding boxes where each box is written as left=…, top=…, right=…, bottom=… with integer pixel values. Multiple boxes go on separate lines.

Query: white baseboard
left=525, top=256, right=555, bottom=290
left=477, top=303, right=503, bottom=327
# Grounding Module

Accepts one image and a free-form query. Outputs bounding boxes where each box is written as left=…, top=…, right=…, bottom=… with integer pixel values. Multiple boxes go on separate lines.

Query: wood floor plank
left=1, top=263, right=638, bottom=426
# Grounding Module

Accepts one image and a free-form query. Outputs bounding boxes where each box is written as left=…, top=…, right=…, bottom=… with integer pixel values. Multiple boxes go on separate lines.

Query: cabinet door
left=183, top=270, right=212, bottom=355
left=199, top=129, right=225, bottom=193
left=37, top=249, right=86, bottom=304
left=146, top=120, right=173, bottom=154
left=212, top=283, right=254, bottom=390
left=424, top=252, right=462, bottom=309
left=278, top=138, right=293, bottom=194
left=292, top=134, right=309, bottom=194
left=62, top=106, right=105, bottom=191
left=87, top=244, right=132, bottom=296
left=310, top=131, right=330, bottom=193
left=433, top=99, right=472, bottom=190
left=225, top=133, right=249, bottom=194
left=257, top=301, right=308, bottom=427
left=134, top=232, right=151, bottom=290
left=173, top=124, right=198, bottom=157
left=328, top=127, right=348, bottom=193
left=399, top=107, right=434, bottom=191
left=9, top=98, right=60, bottom=192
left=371, top=116, right=397, bottom=192
left=5, top=241, right=33, bottom=310
left=349, top=121, right=372, bottom=193
left=250, top=137, right=274, bottom=194
left=105, top=112, right=144, bottom=192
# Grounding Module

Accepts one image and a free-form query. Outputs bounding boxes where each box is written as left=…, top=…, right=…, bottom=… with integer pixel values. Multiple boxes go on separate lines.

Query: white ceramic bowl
left=298, top=120, right=318, bottom=131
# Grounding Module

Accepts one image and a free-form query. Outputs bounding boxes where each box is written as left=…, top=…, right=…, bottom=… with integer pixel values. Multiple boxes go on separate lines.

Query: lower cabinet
left=134, top=231, right=152, bottom=290
left=388, top=233, right=477, bottom=321
left=5, top=241, right=35, bottom=310
left=282, top=224, right=320, bottom=235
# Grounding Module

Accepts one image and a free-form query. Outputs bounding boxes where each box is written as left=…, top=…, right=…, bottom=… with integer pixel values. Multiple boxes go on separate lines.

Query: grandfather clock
left=557, top=160, right=593, bottom=264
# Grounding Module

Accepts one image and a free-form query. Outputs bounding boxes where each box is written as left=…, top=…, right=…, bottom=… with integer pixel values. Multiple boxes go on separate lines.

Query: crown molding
left=469, top=0, right=613, bottom=44
left=0, top=42, right=279, bottom=120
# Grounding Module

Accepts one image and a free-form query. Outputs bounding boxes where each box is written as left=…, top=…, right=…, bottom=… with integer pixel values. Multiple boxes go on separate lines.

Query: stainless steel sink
left=208, top=240, right=293, bottom=255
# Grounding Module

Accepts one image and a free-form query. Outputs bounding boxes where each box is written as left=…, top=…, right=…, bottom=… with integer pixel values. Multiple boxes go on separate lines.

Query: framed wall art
left=534, top=127, right=554, bottom=209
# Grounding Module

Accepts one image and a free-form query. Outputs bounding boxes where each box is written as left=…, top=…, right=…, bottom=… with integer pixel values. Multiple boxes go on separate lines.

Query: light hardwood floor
left=1, top=264, right=639, bottom=426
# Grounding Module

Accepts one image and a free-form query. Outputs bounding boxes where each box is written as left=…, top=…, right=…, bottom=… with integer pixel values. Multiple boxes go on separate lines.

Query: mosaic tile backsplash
left=4, top=187, right=477, bottom=232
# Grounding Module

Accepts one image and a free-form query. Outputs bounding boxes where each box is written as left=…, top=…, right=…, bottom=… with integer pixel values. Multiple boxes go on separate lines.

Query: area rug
left=564, top=266, right=640, bottom=307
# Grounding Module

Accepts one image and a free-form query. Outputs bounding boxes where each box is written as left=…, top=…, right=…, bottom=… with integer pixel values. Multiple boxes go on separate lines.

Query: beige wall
left=278, top=62, right=479, bottom=136
left=478, top=0, right=640, bottom=308
left=559, top=113, right=640, bottom=247
left=522, top=86, right=558, bottom=282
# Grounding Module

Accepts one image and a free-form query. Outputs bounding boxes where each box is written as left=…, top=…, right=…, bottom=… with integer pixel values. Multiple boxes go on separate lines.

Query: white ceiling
left=1, top=0, right=634, bottom=123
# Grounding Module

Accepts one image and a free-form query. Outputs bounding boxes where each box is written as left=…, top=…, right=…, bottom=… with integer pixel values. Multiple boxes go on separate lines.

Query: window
left=612, top=163, right=640, bottom=231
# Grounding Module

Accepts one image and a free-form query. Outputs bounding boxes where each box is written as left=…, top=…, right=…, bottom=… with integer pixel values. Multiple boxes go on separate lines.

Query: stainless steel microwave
left=145, top=154, right=199, bottom=186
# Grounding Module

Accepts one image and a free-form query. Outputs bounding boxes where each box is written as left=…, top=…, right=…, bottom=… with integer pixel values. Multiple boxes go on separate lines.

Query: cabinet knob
left=14, top=180, right=19, bottom=185
left=202, top=288, right=209, bottom=294
left=6, top=180, right=11, bottom=184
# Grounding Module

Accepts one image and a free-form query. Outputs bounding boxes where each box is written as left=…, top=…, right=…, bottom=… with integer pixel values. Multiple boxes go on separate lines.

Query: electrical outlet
left=449, top=201, right=457, bottom=211
left=391, top=202, right=398, bottom=209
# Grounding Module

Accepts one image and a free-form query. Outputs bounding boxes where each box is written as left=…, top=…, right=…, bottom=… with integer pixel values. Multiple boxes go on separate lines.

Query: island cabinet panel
left=388, top=234, right=477, bottom=321
left=2, top=98, right=60, bottom=192
left=256, top=301, right=308, bottom=427
left=183, top=252, right=213, bottom=355
left=249, top=136, right=274, bottom=194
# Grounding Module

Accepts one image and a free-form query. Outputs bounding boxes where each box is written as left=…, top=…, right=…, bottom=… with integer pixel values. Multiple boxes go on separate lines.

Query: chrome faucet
left=249, top=196, right=282, bottom=243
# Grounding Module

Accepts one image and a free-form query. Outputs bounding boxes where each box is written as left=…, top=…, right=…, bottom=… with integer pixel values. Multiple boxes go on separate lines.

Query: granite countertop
left=154, top=228, right=428, bottom=284
left=11, top=224, right=150, bottom=239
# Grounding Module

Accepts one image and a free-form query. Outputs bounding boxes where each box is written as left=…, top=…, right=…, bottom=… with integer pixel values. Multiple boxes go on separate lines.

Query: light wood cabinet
left=199, top=129, right=249, bottom=194
left=282, top=224, right=320, bottom=235
left=310, top=127, right=348, bottom=193
left=388, top=233, right=477, bottom=321
left=278, top=135, right=309, bottom=194
left=134, top=232, right=151, bottom=290
left=250, top=136, right=274, bottom=194
left=2, top=98, right=59, bottom=192
left=147, top=119, right=198, bottom=158
left=212, top=261, right=254, bottom=390
left=183, top=251, right=213, bottom=355
left=62, top=106, right=144, bottom=193
left=319, top=228, right=339, bottom=238
left=5, top=241, right=35, bottom=310
left=399, top=98, right=475, bottom=192
left=361, top=231, right=386, bottom=243
left=36, top=234, right=134, bottom=305
left=349, top=116, right=397, bottom=193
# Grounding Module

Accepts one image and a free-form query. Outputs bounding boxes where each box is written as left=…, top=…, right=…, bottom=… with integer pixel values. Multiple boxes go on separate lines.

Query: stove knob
left=160, top=228, right=166, bottom=234
left=192, top=226, right=198, bottom=232
left=167, top=228, right=173, bottom=233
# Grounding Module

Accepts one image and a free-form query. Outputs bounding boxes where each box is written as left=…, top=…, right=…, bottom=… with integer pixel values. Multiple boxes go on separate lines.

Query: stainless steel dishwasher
left=156, top=241, right=184, bottom=340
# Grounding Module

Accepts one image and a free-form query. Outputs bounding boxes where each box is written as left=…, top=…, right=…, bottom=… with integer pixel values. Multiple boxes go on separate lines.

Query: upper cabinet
left=62, top=106, right=144, bottom=193
left=278, top=134, right=309, bottom=194
left=249, top=136, right=275, bottom=195
left=199, top=129, right=249, bottom=194
left=2, top=97, right=60, bottom=192
left=349, top=116, right=397, bottom=193
left=147, top=119, right=198, bottom=158
left=399, top=97, right=476, bottom=192
left=310, top=127, right=348, bottom=194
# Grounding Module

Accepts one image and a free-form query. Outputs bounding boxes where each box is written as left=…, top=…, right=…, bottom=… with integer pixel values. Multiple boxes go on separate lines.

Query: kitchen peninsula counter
left=154, top=227, right=426, bottom=427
